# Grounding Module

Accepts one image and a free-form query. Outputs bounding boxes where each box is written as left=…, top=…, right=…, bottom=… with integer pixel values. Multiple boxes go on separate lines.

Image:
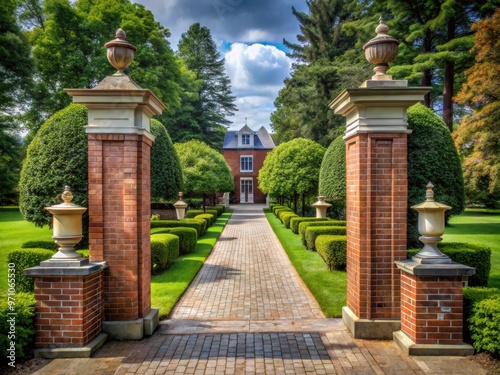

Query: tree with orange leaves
left=453, top=9, right=500, bottom=208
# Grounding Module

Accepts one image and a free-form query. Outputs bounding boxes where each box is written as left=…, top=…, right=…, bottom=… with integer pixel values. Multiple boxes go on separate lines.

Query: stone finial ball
left=104, top=28, right=137, bottom=73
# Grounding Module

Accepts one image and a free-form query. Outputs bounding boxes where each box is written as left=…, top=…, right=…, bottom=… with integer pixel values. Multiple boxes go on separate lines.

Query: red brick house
left=223, top=125, right=275, bottom=203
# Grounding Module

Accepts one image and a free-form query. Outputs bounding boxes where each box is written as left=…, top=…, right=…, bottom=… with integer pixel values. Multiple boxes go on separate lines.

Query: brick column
left=67, top=74, right=165, bottom=339
left=330, top=83, right=429, bottom=339
left=394, top=263, right=475, bottom=355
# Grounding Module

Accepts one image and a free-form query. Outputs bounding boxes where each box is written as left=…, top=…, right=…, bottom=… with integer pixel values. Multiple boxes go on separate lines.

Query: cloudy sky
left=134, top=0, right=308, bottom=131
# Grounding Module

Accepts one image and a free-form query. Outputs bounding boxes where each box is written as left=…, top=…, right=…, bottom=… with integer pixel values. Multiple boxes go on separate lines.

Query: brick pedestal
left=330, top=84, right=429, bottom=339
left=67, top=75, right=165, bottom=339
left=394, top=260, right=475, bottom=355
left=24, top=263, right=107, bottom=358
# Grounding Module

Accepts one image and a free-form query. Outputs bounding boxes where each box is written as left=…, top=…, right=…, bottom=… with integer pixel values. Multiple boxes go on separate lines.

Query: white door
left=240, top=179, right=254, bottom=203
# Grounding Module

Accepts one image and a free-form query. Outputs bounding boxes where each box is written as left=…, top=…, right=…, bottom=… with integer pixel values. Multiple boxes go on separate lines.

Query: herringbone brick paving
left=31, top=205, right=486, bottom=374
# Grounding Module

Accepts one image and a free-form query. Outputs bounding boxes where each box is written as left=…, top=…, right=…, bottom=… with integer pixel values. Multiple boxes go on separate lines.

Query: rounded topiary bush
left=318, top=134, right=345, bottom=201
left=407, top=103, right=465, bottom=248
left=150, top=119, right=183, bottom=201
left=19, top=104, right=89, bottom=244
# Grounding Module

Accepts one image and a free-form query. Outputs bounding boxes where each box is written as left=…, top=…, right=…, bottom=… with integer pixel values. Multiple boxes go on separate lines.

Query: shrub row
left=304, top=226, right=347, bottom=251
left=408, top=242, right=491, bottom=287
left=150, top=233, right=179, bottom=274
left=281, top=212, right=299, bottom=228
left=463, top=287, right=500, bottom=355
left=299, top=220, right=346, bottom=241
left=150, top=227, right=198, bottom=255
left=315, top=235, right=347, bottom=270
left=151, top=218, right=207, bottom=236
left=185, top=209, right=219, bottom=220
left=7, top=249, right=55, bottom=293
left=290, top=217, right=329, bottom=234
left=195, top=213, right=215, bottom=227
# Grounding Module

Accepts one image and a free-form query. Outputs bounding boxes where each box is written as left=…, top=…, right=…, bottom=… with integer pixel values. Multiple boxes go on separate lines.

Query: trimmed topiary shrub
left=195, top=213, right=215, bottom=227
left=150, top=233, right=179, bottom=273
left=19, top=104, right=89, bottom=245
left=315, top=235, right=347, bottom=270
left=206, top=205, right=224, bottom=216
left=275, top=207, right=293, bottom=218
left=8, top=249, right=55, bottom=293
left=0, top=292, right=36, bottom=364
left=408, top=242, right=491, bottom=287
left=469, top=295, right=500, bottom=355
left=150, top=227, right=198, bottom=254
left=299, top=220, right=347, bottom=239
left=463, top=287, right=500, bottom=343
left=290, top=217, right=329, bottom=234
left=407, top=104, right=465, bottom=248
left=150, top=119, right=184, bottom=201
left=185, top=209, right=219, bottom=221
left=21, top=240, right=57, bottom=251
left=272, top=205, right=289, bottom=215
left=151, top=219, right=205, bottom=236
left=318, top=134, right=346, bottom=202
left=304, top=226, right=347, bottom=251
left=281, top=212, right=299, bottom=228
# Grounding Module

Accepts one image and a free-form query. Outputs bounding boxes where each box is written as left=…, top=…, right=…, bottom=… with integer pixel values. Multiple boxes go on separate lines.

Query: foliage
left=177, top=23, right=237, bottom=151
left=290, top=217, right=329, bottom=234
left=24, top=0, right=181, bottom=134
left=185, top=209, right=220, bottom=219
left=281, top=213, right=299, bottom=228
left=7, top=249, right=55, bottom=293
left=407, top=103, right=465, bottom=247
left=150, top=119, right=183, bottom=201
left=408, top=242, right=491, bottom=287
left=298, top=220, right=346, bottom=238
left=19, top=104, right=89, bottom=244
left=304, top=226, right=347, bottom=251
left=0, top=116, right=22, bottom=204
left=0, top=292, right=36, bottom=363
left=315, top=235, right=347, bottom=270
left=150, top=219, right=206, bottom=237
left=454, top=9, right=500, bottom=208
left=150, top=227, right=197, bottom=255
left=463, top=287, right=500, bottom=343
left=150, top=233, right=179, bottom=273
left=195, top=213, right=215, bottom=227
left=174, top=140, right=234, bottom=199
left=21, top=240, right=57, bottom=251
left=318, top=134, right=346, bottom=200
left=469, top=295, right=500, bottom=355
left=258, top=138, right=325, bottom=213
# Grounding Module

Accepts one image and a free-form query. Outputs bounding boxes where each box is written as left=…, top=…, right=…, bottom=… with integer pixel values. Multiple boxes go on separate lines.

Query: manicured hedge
left=463, top=287, right=500, bottom=344
left=195, top=213, right=215, bottom=227
left=8, top=249, right=55, bottom=293
left=151, top=219, right=205, bottom=236
left=408, top=242, right=491, bottom=287
left=150, top=227, right=198, bottom=255
left=274, top=207, right=293, bottom=219
left=315, top=235, right=347, bottom=270
left=206, top=205, right=225, bottom=216
left=0, top=292, right=36, bottom=364
left=290, top=217, right=329, bottom=234
left=21, top=240, right=58, bottom=251
left=304, top=226, right=347, bottom=251
left=281, top=212, right=299, bottom=228
left=150, top=233, right=179, bottom=273
left=185, top=209, right=219, bottom=220
left=299, top=220, right=347, bottom=239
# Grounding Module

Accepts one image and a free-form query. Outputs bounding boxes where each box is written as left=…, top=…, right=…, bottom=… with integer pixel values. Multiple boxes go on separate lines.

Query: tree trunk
left=421, top=30, right=433, bottom=107
left=293, top=192, right=298, bottom=213
left=443, top=18, right=456, bottom=132
left=301, top=193, right=306, bottom=216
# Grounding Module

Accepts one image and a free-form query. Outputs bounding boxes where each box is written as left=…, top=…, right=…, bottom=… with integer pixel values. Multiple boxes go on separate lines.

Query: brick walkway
left=32, top=204, right=485, bottom=374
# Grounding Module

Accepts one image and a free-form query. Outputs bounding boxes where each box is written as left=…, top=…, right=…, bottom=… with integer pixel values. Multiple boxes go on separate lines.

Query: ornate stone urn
left=174, top=192, right=188, bottom=220
left=363, top=17, right=400, bottom=80
left=312, top=196, right=332, bottom=219
left=411, top=182, right=452, bottom=264
left=45, top=186, right=87, bottom=261
left=104, top=28, right=137, bottom=74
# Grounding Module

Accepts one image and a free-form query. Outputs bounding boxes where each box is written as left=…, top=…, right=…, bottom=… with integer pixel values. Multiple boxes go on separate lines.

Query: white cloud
left=224, top=43, right=292, bottom=130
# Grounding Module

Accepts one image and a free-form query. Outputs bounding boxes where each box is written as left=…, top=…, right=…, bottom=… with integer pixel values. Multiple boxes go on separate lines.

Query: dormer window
left=241, top=134, right=251, bottom=145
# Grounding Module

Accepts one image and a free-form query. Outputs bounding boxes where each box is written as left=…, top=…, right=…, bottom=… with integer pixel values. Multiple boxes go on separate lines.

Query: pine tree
left=177, top=23, right=237, bottom=151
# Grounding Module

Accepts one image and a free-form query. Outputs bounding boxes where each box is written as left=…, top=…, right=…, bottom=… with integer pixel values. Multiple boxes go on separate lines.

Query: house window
left=241, top=134, right=251, bottom=145
left=240, top=156, right=253, bottom=172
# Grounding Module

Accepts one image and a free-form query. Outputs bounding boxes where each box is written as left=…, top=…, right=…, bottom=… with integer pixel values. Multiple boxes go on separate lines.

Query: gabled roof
left=223, top=125, right=275, bottom=150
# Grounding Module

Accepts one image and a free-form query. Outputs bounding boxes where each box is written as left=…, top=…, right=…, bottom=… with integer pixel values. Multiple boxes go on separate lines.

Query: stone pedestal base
left=394, top=330, right=473, bottom=356
left=342, top=306, right=400, bottom=339
left=103, top=308, right=159, bottom=340
left=35, top=333, right=107, bottom=359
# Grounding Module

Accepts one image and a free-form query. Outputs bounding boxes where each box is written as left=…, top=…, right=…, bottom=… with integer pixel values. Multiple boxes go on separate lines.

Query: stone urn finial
left=363, top=17, right=400, bottom=80
left=104, top=29, right=137, bottom=74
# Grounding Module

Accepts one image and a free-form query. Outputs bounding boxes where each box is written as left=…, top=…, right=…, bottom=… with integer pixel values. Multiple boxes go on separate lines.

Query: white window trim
left=238, top=133, right=254, bottom=147
left=240, top=155, right=253, bottom=172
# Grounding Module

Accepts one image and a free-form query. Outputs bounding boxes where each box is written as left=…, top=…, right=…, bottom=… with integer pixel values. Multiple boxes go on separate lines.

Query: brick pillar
left=330, top=83, right=429, bottom=339
left=67, top=74, right=165, bottom=339
left=394, top=263, right=475, bottom=355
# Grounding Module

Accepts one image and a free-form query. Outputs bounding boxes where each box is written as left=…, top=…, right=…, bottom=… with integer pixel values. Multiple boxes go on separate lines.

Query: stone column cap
left=24, top=261, right=108, bottom=277
left=395, top=259, right=475, bottom=277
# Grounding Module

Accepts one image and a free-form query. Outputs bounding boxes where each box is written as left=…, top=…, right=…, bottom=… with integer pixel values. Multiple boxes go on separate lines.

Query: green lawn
left=265, top=209, right=346, bottom=318
left=0, top=206, right=53, bottom=292
left=151, top=210, right=231, bottom=319
left=443, top=208, right=500, bottom=289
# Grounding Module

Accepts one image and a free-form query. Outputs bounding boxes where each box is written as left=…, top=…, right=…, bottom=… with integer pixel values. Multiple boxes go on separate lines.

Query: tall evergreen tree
left=177, top=23, right=237, bottom=151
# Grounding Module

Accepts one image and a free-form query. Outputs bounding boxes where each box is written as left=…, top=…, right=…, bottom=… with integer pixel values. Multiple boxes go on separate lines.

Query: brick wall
left=224, top=149, right=269, bottom=203
left=34, top=272, right=104, bottom=347
left=87, top=133, right=151, bottom=321
left=400, top=273, right=465, bottom=345
left=345, top=133, right=408, bottom=320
